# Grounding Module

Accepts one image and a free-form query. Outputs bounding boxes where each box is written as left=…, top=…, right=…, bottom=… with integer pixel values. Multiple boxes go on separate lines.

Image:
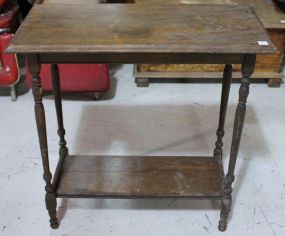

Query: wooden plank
left=7, top=4, right=275, bottom=54
left=135, top=70, right=283, bottom=79
left=56, top=155, right=223, bottom=198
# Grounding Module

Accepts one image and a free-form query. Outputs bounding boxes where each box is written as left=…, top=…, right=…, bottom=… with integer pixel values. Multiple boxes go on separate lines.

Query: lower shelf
left=56, top=155, right=223, bottom=199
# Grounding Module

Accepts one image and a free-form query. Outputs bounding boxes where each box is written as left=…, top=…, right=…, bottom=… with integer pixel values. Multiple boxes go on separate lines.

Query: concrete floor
left=0, top=64, right=285, bottom=236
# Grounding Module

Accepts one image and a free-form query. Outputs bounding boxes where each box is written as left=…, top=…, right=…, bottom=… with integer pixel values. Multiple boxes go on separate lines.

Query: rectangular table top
left=41, top=0, right=285, bottom=29
left=7, top=4, right=276, bottom=54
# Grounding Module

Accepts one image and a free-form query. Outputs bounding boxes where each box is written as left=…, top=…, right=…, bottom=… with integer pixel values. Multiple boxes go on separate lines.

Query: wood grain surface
left=136, top=0, right=285, bottom=29
left=40, top=0, right=285, bottom=29
left=7, top=4, right=275, bottom=54
left=56, top=155, right=223, bottom=198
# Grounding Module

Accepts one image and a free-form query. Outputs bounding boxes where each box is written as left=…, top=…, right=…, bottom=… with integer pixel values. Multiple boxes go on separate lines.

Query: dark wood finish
left=28, top=55, right=59, bottom=229
left=56, top=155, right=223, bottom=198
left=219, top=55, right=256, bottom=232
left=50, top=64, right=69, bottom=190
left=51, top=64, right=68, bottom=158
left=9, top=3, right=275, bottom=232
left=237, top=0, right=285, bottom=29
left=7, top=4, right=275, bottom=54
left=37, top=53, right=245, bottom=64
left=214, top=65, right=232, bottom=160
left=136, top=0, right=285, bottom=29
left=39, top=53, right=244, bottom=64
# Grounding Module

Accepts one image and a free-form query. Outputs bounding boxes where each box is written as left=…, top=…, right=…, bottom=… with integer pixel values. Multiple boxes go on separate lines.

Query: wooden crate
left=135, top=0, right=285, bottom=87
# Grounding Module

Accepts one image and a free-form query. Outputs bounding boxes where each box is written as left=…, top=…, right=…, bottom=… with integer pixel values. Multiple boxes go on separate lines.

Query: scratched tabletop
left=7, top=4, right=275, bottom=54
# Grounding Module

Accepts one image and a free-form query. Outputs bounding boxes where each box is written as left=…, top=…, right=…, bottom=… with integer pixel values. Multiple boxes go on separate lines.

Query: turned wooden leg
left=51, top=64, right=69, bottom=159
left=219, top=55, right=256, bottom=232
left=28, top=56, right=59, bottom=229
left=135, top=77, right=150, bottom=87
left=50, top=64, right=69, bottom=193
left=45, top=193, right=58, bottom=229
left=214, top=64, right=232, bottom=160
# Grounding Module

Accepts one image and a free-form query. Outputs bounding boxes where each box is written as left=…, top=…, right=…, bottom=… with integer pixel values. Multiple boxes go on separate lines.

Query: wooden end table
left=7, top=3, right=275, bottom=231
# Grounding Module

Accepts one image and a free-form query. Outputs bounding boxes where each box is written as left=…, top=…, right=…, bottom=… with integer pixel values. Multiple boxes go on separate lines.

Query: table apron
left=35, top=53, right=246, bottom=64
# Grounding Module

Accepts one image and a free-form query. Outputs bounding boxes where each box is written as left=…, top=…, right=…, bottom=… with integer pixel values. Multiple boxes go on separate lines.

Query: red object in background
left=0, top=0, right=20, bottom=101
left=1, top=0, right=111, bottom=99
left=0, top=0, right=19, bottom=32
left=26, top=64, right=110, bottom=92
left=0, top=34, right=19, bottom=86
left=0, top=0, right=7, bottom=12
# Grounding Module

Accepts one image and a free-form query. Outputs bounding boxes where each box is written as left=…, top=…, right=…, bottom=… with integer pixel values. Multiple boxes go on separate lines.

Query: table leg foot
left=219, top=196, right=232, bottom=232
left=46, top=193, right=59, bottom=229
left=219, top=175, right=234, bottom=232
left=50, top=220, right=59, bottom=229
left=218, top=220, right=227, bottom=232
